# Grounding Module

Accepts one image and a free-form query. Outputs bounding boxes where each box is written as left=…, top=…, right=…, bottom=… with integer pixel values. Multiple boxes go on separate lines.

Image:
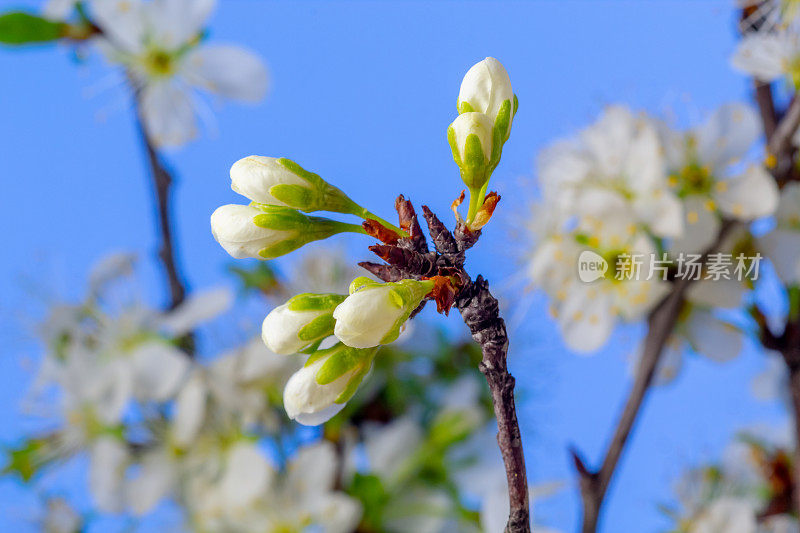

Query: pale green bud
left=210, top=204, right=362, bottom=260
left=457, top=57, right=516, bottom=142
left=230, top=156, right=362, bottom=215
left=262, top=293, right=346, bottom=355
left=333, top=277, right=434, bottom=348
left=448, top=112, right=494, bottom=191
left=283, top=343, right=377, bottom=425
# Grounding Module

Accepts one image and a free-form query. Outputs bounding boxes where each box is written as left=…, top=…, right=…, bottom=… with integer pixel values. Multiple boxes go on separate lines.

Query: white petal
left=88, top=252, right=137, bottom=294
left=140, top=81, right=197, bottom=147
left=581, top=105, right=635, bottom=176
left=130, top=342, right=190, bottom=401
left=716, top=165, right=778, bottom=220
left=311, top=493, right=363, bottom=533
left=695, top=103, right=761, bottom=170
left=774, top=182, right=800, bottom=226
left=635, top=188, right=684, bottom=238
left=558, top=288, right=616, bottom=353
left=731, top=32, right=796, bottom=83
left=760, top=229, right=800, bottom=284
left=623, top=120, right=665, bottom=192
left=89, top=437, right=128, bottom=513
left=90, top=0, right=146, bottom=54
left=685, top=309, right=743, bottom=362
left=173, top=371, right=206, bottom=446
left=219, top=441, right=274, bottom=510
left=145, top=0, right=216, bottom=48
left=364, top=417, right=422, bottom=481
left=183, top=45, right=268, bottom=102
left=686, top=279, right=745, bottom=309
left=287, top=442, right=337, bottom=497
left=126, top=452, right=175, bottom=515
left=161, top=287, right=233, bottom=335
left=670, top=196, right=720, bottom=254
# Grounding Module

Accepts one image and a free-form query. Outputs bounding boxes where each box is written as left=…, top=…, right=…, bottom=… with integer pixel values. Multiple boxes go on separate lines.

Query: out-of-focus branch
left=130, top=87, right=189, bottom=318
left=572, top=222, right=736, bottom=533
left=767, top=96, right=800, bottom=183
left=754, top=81, right=778, bottom=142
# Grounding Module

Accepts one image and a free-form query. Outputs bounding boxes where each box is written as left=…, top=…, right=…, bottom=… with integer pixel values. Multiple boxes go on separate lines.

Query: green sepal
left=493, top=99, right=512, bottom=145
left=305, top=344, right=378, bottom=404
left=0, top=12, right=65, bottom=45
left=269, top=184, right=315, bottom=210
left=348, top=276, right=376, bottom=294
left=377, top=279, right=434, bottom=345
left=252, top=207, right=362, bottom=259
left=513, top=94, right=519, bottom=117
left=335, top=363, right=372, bottom=403
left=316, top=346, right=364, bottom=385
left=274, top=158, right=363, bottom=215
left=461, top=134, right=490, bottom=190
left=287, top=293, right=346, bottom=312
left=447, top=125, right=462, bottom=167
left=297, top=314, right=336, bottom=341
left=457, top=100, right=475, bottom=114
left=299, top=338, right=323, bottom=354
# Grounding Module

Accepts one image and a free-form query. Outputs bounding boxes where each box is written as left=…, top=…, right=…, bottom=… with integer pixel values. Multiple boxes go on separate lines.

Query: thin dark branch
left=131, top=94, right=188, bottom=312
left=575, top=222, right=736, bottom=533
left=755, top=81, right=778, bottom=142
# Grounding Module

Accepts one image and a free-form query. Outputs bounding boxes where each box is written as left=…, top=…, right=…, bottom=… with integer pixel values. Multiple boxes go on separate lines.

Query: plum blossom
left=659, top=103, right=777, bottom=252
left=90, top=0, right=267, bottom=146
left=537, top=105, right=683, bottom=238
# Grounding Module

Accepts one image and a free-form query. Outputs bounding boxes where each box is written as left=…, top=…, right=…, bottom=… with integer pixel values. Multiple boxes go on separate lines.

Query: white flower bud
left=261, top=294, right=345, bottom=355
left=457, top=57, right=515, bottom=125
left=230, top=156, right=309, bottom=206
left=333, top=278, right=433, bottom=349
left=210, top=204, right=292, bottom=259
left=211, top=205, right=363, bottom=259
left=448, top=112, right=494, bottom=190
left=229, top=155, right=362, bottom=214
left=283, top=344, right=376, bottom=426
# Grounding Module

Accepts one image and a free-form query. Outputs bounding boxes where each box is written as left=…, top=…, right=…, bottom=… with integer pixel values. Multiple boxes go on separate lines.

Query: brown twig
left=131, top=93, right=188, bottom=312
left=573, top=223, right=736, bottom=533
left=364, top=197, right=530, bottom=532
left=754, top=81, right=778, bottom=142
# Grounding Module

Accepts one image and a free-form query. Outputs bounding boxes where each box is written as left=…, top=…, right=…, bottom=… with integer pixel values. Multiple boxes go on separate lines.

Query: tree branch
left=754, top=81, right=777, bottom=142
left=768, top=96, right=800, bottom=184
left=131, top=93, right=188, bottom=312
left=456, top=275, right=529, bottom=532
left=364, top=197, right=530, bottom=532
left=574, top=222, right=736, bottom=533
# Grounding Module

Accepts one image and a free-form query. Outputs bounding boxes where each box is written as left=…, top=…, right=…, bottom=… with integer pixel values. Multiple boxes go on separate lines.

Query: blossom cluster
left=12, top=250, right=560, bottom=532
left=527, top=102, right=785, bottom=363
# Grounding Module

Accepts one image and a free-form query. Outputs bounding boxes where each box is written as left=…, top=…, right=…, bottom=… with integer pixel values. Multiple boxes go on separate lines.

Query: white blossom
left=90, top=0, right=267, bottom=146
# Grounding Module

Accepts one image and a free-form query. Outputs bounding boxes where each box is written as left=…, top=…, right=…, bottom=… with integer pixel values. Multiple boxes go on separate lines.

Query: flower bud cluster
left=262, top=277, right=434, bottom=425
left=448, top=57, right=517, bottom=226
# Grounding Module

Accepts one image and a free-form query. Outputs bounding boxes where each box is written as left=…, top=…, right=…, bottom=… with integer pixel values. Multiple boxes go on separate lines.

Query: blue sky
left=0, top=0, right=789, bottom=531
